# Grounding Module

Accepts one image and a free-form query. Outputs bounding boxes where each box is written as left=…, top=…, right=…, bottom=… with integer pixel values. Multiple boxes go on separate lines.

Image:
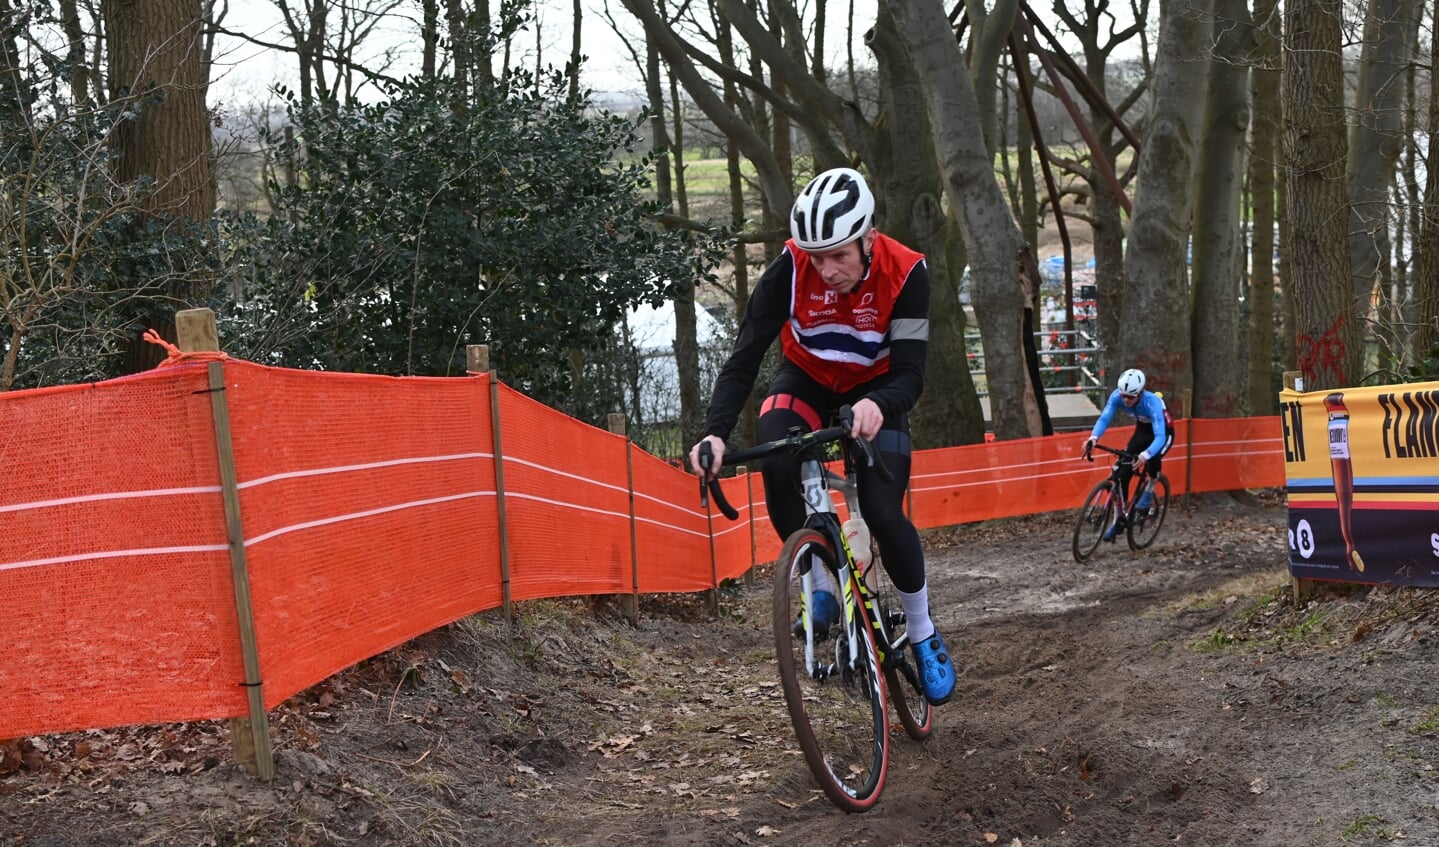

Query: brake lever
left=697, top=440, right=740, bottom=520
left=698, top=441, right=713, bottom=509
left=837, top=404, right=893, bottom=484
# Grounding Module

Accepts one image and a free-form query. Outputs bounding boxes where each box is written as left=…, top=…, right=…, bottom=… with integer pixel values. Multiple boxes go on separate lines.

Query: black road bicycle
left=698, top=406, right=931, bottom=813
left=1072, top=442, right=1171, bottom=563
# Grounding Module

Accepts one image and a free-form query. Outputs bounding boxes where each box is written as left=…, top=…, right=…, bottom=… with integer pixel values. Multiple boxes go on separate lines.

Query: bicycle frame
left=1074, top=440, right=1171, bottom=562
left=795, top=455, right=896, bottom=680
left=1093, top=444, right=1151, bottom=524
left=697, top=405, right=932, bottom=811
left=698, top=418, right=901, bottom=678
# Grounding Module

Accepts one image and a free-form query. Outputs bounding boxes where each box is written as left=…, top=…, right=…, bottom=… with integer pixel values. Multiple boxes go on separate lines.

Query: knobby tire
left=859, top=556, right=932, bottom=742
left=1127, top=474, right=1171, bottom=550
left=1072, top=480, right=1117, bottom=563
left=773, top=528, right=889, bottom=813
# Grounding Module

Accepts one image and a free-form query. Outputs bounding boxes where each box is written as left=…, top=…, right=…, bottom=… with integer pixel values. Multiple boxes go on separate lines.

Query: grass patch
left=1408, top=706, right=1439, bottom=735
left=1340, top=813, right=1399, bottom=841
left=1192, top=628, right=1237, bottom=652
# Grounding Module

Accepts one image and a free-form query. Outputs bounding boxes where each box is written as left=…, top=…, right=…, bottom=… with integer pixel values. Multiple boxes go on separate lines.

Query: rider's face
left=806, top=232, right=874, bottom=294
left=1122, top=392, right=1140, bottom=407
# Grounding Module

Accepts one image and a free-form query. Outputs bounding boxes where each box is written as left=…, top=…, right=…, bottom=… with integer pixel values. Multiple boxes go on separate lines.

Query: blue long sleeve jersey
left=1090, top=390, right=1168, bottom=459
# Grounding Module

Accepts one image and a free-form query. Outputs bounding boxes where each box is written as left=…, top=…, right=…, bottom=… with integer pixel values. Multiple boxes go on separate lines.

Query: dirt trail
left=4, top=494, right=1439, bottom=846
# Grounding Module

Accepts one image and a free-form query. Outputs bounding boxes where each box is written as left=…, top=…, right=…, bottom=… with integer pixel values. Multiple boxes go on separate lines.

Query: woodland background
left=3, top=0, right=1437, bottom=458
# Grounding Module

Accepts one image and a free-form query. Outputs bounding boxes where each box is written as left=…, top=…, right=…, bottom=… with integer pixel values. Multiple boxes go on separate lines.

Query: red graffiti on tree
left=1133, top=350, right=1188, bottom=396
left=1297, top=315, right=1348, bottom=387
left=1199, top=394, right=1240, bottom=418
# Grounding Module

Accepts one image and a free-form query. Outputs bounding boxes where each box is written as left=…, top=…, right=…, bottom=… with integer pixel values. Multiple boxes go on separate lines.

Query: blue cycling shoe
left=911, top=631, right=956, bottom=705
left=793, top=590, right=841, bottom=640
left=1136, top=489, right=1154, bottom=511
left=1103, top=521, right=1118, bottom=542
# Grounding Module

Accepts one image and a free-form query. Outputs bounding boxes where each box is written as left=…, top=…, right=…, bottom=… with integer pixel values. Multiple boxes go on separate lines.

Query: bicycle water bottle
left=843, top=517, right=873, bottom=570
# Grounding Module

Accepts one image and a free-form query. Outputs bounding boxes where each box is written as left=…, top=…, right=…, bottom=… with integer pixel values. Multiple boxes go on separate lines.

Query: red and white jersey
left=702, top=230, right=931, bottom=442
left=780, top=234, right=928, bottom=393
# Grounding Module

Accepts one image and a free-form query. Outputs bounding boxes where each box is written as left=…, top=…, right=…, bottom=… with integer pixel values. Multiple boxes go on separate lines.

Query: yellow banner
left=1282, top=381, right=1439, bottom=586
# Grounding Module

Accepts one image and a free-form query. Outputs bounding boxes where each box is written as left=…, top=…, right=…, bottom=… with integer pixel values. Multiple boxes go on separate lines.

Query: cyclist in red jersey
left=688, top=167, right=954, bottom=705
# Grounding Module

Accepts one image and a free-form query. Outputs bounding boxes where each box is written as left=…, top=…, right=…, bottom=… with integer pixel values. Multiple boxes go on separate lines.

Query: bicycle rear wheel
left=774, top=528, right=889, bottom=813
left=860, top=557, right=932, bottom=741
left=1072, top=479, right=1117, bottom=563
left=1128, top=474, right=1171, bottom=550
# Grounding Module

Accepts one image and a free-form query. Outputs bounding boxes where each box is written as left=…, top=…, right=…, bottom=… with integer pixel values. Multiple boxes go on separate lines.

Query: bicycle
left=1072, top=442, right=1171, bottom=563
left=698, top=405, right=931, bottom=813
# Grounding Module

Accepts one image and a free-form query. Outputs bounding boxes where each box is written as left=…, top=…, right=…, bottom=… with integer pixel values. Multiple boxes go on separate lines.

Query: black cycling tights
left=1121, top=422, right=1170, bottom=498
left=756, top=403, right=927, bottom=594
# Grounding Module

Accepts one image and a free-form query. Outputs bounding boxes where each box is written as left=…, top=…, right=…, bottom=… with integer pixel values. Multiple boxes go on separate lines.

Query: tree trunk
left=1395, top=2, right=1425, bottom=366
left=1345, top=0, right=1416, bottom=343
left=1014, top=72, right=1038, bottom=257
left=420, top=0, right=438, bottom=77
left=1048, top=0, right=1150, bottom=380
left=1190, top=0, right=1250, bottom=418
left=105, top=0, right=213, bottom=221
left=886, top=0, right=1035, bottom=440
left=1117, top=0, right=1210, bottom=398
left=962, top=0, right=1019, bottom=157
left=56, top=0, right=93, bottom=104
left=1, top=0, right=28, bottom=141
left=1398, top=5, right=1421, bottom=363
left=1282, top=0, right=1359, bottom=390
left=1409, top=11, right=1439, bottom=364
left=1245, top=0, right=1281, bottom=415
left=667, top=70, right=702, bottom=449
left=718, top=16, right=758, bottom=444
left=867, top=6, right=984, bottom=447
left=104, top=0, right=214, bottom=373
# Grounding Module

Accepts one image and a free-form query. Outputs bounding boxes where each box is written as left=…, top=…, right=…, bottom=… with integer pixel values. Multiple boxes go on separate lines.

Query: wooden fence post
left=174, top=308, right=274, bottom=782
left=740, top=468, right=755, bottom=588
left=1282, top=371, right=1314, bottom=604
left=607, top=413, right=640, bottom=624
left=1182, top=388, right=1193, bottom=511
left=702, top=476, right=721, bottom=618
left=469, top=345, right=513, bottom=620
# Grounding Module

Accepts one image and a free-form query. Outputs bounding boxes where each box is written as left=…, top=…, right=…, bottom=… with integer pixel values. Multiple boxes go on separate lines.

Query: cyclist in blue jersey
left=1082, top=368, right=1173, bottom=536
left=688, top=167, right=954, bottom=706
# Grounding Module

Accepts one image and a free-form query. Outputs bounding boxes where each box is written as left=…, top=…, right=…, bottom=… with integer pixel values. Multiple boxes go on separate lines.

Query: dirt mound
left=5, top=494, right=1439, bottom=846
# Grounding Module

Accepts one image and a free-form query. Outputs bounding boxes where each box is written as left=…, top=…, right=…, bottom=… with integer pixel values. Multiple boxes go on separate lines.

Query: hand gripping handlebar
left=698, top=404, right=893, bottom=521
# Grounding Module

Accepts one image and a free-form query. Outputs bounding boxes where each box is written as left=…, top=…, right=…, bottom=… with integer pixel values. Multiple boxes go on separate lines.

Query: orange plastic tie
left=143, top=328, right=228, bottom=368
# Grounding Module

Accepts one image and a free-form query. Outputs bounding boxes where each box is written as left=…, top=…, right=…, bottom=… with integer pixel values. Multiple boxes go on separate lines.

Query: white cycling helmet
left=1117, top=368, right=1146, bottom=397
left=789, top=167, right=875, bottom=252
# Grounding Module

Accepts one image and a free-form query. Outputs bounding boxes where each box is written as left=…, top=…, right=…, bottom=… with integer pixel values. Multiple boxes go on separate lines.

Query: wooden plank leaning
left=174, top=308, right=275, bottom=782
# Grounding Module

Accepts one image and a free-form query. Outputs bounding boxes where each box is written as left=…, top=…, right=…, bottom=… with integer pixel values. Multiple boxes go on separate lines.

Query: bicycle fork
left=798, top=459, right=866, bottom=683
left=799, top=553, right=860, bottom=682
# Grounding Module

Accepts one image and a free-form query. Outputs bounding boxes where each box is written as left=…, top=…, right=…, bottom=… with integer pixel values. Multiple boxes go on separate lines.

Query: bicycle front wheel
left=773, top=528, right=889, bottom=813
left=1128, top=474, right=1171, bottom=550
left=1072, top=479, right=1117, bottom=563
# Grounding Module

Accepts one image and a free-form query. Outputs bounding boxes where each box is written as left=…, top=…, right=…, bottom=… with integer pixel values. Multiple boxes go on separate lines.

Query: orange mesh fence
left=496, top=384, right=635, bottom=601
left=912, top=429, right=1099, bottom=526
left=713, top=473, right=763, bottom=582
left=1, top=350, right=1286, bottom=742
left=631, top=447, right=715, bottom=593
left=222, top=361, right=502, bottom=708
left=910, top=418, right=1286, bottom=528
left=0, top=364, right=245, bottom=737
left=1179, top=417, right=1286, bottom=492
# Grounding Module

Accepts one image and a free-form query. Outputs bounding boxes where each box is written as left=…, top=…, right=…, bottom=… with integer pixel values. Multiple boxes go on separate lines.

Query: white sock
left=810, top=555, right=839, bottom=596
left=899, top=584, right=935, bottom=643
